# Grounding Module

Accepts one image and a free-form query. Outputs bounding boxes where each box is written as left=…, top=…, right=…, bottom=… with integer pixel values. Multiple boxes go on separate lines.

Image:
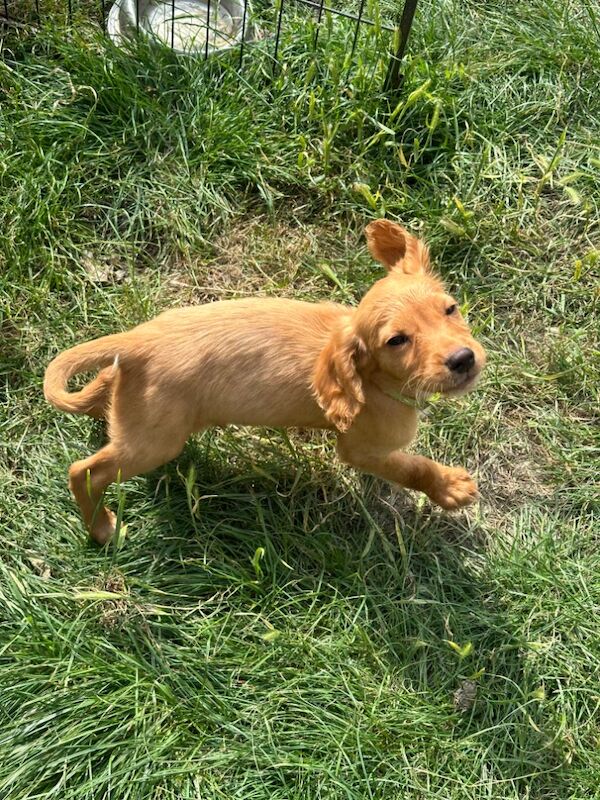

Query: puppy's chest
left=383, top=407, right=420, bottom=449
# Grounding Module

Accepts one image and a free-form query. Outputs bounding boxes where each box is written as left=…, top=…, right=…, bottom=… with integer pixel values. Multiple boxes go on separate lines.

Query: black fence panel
left=0, top=0, right=418, bottom=90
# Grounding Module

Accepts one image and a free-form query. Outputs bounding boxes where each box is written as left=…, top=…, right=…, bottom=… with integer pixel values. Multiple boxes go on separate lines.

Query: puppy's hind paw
left=89, top=508, right=117, bottom=546
left=430, top=467, right=479, bottom=511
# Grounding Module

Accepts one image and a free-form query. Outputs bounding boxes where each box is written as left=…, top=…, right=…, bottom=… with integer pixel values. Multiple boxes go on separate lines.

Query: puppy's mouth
left=441, top=369, right=481, bottom=397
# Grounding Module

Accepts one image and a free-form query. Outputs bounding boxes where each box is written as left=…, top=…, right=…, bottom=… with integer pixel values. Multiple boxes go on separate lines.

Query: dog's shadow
left=98, top=432, right=565, bottom=791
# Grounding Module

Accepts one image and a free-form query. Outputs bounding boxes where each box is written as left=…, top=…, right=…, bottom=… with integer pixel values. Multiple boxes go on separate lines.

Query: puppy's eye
left=445, top=304, right=458, bottom=316
left=387, top=333, right=410, bottom=346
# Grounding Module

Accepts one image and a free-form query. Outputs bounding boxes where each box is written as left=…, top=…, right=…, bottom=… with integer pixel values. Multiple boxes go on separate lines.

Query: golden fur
left=44, top=220, right=486, bottom=543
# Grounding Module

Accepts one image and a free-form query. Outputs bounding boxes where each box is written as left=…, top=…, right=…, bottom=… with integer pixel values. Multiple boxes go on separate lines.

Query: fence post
left=384, top=0, right=418, bottom=92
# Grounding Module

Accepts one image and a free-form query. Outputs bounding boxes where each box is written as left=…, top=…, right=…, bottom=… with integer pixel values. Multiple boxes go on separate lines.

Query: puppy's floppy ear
left=313, top=322, right=366, bottom=432
left=365, top=219, right=430, bottom=275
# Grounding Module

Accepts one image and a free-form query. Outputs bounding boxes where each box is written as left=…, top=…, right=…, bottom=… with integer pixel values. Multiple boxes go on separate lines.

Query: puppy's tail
left=44, top=334, right=126, bottom=416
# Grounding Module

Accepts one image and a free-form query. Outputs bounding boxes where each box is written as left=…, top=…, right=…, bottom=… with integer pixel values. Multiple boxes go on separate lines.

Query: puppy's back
left=118, top=298, right=349, bottom=430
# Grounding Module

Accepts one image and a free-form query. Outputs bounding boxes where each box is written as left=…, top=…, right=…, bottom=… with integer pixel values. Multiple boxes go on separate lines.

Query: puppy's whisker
left=404, top=373, right=434, bottom=401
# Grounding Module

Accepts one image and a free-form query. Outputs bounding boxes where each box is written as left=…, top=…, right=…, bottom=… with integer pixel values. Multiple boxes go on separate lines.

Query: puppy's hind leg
left=68, top=425, right=189, bottom=544
left=69, top=444, right=123, bottom=544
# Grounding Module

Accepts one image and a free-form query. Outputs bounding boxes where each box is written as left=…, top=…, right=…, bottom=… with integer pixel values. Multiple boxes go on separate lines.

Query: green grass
left=1, top=0, right=599, bottom=797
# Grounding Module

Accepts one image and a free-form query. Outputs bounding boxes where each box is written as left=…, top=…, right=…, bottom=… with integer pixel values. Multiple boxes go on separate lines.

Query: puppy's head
left=314, top=220, right=486, bottom=431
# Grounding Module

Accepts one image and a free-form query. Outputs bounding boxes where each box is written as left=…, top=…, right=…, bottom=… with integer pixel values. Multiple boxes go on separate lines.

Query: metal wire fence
left=1, top=0, right=418, bottom=90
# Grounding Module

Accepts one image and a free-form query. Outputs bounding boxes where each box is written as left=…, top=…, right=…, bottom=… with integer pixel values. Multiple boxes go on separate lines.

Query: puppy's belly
left=196, top=394, right=329, bottom=431
left=182, top=374, right=324, bottom=429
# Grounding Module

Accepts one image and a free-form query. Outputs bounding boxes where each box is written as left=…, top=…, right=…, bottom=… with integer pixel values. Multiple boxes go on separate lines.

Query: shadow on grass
left=90, top=431, right=568, bottom=794
left=2, top=424, right=573, bottom=797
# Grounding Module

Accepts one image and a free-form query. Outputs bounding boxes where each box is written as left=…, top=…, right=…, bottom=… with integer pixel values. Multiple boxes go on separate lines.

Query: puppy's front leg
left=337, top=439, right=478, bottom=510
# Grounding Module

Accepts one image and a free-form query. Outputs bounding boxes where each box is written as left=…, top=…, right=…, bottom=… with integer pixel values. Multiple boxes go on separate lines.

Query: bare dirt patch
left=162, top=211, right=364, bottom=306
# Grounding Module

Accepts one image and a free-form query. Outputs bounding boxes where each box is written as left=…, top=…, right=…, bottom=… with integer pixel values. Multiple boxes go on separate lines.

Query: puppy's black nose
left=446, top=347, right=475, bottom=374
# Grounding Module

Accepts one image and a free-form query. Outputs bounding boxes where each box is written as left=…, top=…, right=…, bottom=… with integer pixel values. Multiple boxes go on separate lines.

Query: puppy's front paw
left=429, top=467, right=478, bottom=510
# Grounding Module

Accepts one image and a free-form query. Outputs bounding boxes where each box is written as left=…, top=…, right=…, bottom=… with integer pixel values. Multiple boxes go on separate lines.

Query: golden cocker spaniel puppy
left=45, top=220, right=486, bottom=543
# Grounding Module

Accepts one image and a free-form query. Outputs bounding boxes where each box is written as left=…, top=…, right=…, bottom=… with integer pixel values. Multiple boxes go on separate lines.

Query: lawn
left=0, top=0, right=599, bottom=797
